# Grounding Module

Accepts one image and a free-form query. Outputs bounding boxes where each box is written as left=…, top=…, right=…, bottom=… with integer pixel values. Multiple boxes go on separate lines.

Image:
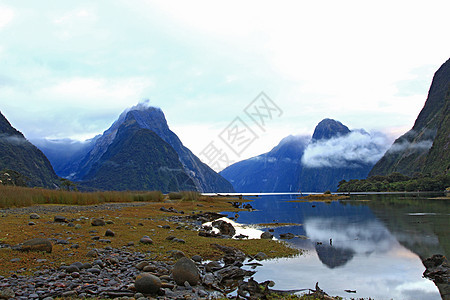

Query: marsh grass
left=167, top=191, right=201, bottom=201
left=0, top=185, right=165, bottom=209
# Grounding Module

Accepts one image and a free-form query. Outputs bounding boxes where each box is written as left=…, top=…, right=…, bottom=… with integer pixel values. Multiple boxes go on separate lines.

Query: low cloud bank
left=301, top=131, right=390, bottom=168
left=388, top=140, right=433, bottom=153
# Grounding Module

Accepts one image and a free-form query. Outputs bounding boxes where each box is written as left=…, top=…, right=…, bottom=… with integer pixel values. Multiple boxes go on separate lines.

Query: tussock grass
left=167, top=191, right=201, bottom=201
left=0, top=185, right=164, bottom=209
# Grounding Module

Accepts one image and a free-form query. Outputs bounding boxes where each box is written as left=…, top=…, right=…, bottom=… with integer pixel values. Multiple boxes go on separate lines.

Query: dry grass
left=0, top=185, right=166, bottom=208
left=0, top=196, right=300, bottom=277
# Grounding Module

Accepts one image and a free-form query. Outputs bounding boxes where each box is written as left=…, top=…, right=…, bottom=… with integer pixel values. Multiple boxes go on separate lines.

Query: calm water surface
left=223, top=194, right=449, bottom=300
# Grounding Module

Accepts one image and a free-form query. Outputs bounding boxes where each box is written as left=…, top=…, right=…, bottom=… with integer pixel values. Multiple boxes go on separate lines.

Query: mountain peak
left=0, top=111, right=24, bottom=137
left=312, top=118, right=350, bottom=141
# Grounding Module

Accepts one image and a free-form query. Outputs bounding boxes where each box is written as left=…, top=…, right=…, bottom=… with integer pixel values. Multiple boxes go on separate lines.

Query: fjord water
left=224, top=194, right=448, bottom=300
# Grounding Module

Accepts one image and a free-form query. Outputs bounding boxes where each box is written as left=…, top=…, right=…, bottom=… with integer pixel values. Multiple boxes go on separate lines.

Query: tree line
left=338, top=172, right=450, bottom=192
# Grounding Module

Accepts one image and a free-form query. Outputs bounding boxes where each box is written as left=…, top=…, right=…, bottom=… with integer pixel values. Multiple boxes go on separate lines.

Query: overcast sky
left=0, top=0, right=449, bottom=168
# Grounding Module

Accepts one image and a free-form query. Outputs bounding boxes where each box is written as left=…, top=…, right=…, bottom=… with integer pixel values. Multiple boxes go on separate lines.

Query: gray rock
left=191, top=255, right=202, bottom=263
left=205, top=261, right=222, bottom=272
left=260, top=231, right=273, bottom=239
left=105, top=229, right=115, bottom=237
left=212, top=220, right=236, bottom=236
left=54, top=215, right=67, bottom=223
left=135, top=261, right=149, bottom=270
left=16, top=238, right=52, bottom=253
left=91, top=218, right=105, bottom=226
left=279, top=233, right=295, bottom=239
left=139, top=237, right=153, bottom=244
left=65, top=265, right=80, bottom=273
left=172, top=257, right=200, bottom=286
left=167, top=249, right=185, bottom=260
left=28, top=222, right=36, bottom=226
left=86, top=268, right=101, bottom=275
left=254, top=252, right=268, bottom=261
left=86, top=249, right=98, bottom=258
left=203, top=273, right=215, bottom=286
left=74, top=224, right=82, bottom=229
left=135, top=273, right=162, bottom=295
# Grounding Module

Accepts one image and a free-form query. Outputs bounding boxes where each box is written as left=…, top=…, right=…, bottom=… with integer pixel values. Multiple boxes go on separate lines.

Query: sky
left=0, top=0, right=449, bottom=170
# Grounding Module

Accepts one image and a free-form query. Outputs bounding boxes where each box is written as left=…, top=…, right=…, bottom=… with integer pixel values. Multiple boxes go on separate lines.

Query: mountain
left=312, top=118, right=351, bottom=141
left=221, top=119, right=380, bottom=192
left=370, top=58, right=450, bottom=176
left=81, top=114, right=197, bottom=192
left=38, top=103, right=234, bottom=192
left=220, top=135, right=309, bottom=192
left=0, top=111, right=59, bottom=188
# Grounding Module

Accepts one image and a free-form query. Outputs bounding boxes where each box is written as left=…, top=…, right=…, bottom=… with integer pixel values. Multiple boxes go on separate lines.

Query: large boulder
left=135, top=273, right=162, bottom=294
left=212, top=220, right=236, bottom=237
left=16, top=238, right=52, bottom=253
left=172, top=257, right=200, bottom=286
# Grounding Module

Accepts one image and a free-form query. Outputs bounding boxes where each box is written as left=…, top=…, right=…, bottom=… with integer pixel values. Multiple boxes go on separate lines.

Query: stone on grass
left=86, top=249, right=98, bottom=258
left=105, top=229, right=115, bottom=237
left=30, top=213, right=40, bottom=219
left=167, top=249, right=185, bottom=260
left=135, top=273, right=162, bottom=294
left=91, top=218, right=105, bottom=226
left=54, top=216, right=67, bottom=223
left=260, top=231, right=273, bottom=239
left=172, top=257, right=200, bottom=286
left=140, top=236, right=153, bottom=244
left=16, top=238, right=52, bottom=253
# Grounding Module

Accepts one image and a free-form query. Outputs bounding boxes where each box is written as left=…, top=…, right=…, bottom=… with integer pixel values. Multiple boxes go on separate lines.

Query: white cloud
left=0, top=5, right=14, bottom=30
left=301, top=131, right=390, bottom=168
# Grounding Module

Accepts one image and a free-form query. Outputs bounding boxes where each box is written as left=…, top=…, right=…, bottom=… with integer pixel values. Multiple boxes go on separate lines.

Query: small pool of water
left=223, top=193, right=448, bottom=299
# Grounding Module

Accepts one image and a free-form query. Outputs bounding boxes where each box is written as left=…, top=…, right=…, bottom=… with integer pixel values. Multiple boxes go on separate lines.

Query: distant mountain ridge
left=38, top=103, right=234, bottom=192
left=370, top=58, right=450, bottom=176
left=0, top=111, right=59, bottom=188
left=220, top=119, right=378, bottom=192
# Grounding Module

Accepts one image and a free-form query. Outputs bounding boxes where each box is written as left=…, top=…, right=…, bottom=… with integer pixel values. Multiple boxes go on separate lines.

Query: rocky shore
left=0, top=200, right=322, bottom=299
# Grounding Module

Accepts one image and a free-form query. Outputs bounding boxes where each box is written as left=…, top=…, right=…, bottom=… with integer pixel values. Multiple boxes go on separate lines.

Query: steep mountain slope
left=0, top=111, right=59, bottom=188
left=370, top=59, right=450, bottom=176
left=49, top=103, right=234, bottom=192
left=221, top=119, right=381, bottom=192
left=220, top=135, right=309, bottom=192
left=81, top=114, right=196, bottom=192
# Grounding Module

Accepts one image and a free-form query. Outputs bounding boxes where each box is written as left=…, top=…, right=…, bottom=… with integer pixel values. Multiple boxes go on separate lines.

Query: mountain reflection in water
left=304, top=217, right=398, bottom=268
left=223, top=194, right=446, bottom=299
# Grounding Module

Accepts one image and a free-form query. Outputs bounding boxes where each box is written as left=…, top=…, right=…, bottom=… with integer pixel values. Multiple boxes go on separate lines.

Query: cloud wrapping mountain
left=302, top=131, right=390, bottom=168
